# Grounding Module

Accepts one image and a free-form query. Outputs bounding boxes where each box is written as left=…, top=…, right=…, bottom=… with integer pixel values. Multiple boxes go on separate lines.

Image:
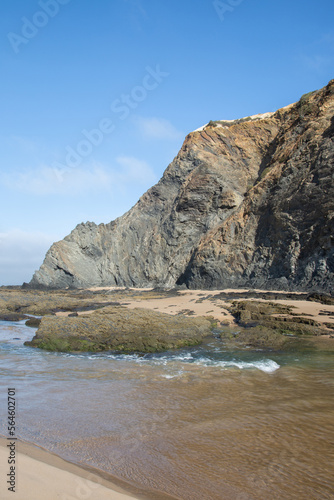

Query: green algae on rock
left=228, top=300, right=328, bottom=335
left=222, top=300, right=330, bottom=350
left=25, top=306, right=212, bottom=353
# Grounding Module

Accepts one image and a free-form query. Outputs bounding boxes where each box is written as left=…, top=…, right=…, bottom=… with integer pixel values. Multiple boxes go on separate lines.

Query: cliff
left=29, top=80, right=334, bottom=293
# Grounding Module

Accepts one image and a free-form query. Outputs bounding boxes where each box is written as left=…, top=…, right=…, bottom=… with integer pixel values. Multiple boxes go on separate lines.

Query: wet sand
left=0, top=438, right=177, bottom=500
left=0, top=438, right=141, bottom=500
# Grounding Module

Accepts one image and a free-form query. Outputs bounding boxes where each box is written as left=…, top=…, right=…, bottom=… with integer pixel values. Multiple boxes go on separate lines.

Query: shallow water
left=1, top=320, right=334, bottom=499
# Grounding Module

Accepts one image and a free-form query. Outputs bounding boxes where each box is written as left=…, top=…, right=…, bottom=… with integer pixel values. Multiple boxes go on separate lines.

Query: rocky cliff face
left=30, top=80, right=334, bottom=293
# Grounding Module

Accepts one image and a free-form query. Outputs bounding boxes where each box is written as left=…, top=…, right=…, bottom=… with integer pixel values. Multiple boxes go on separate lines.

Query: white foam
left=139, top=353, right=280, bottom=373
left=162, top=370, right=184, bottom=379
left=256, top=360, right=280, bottom=373
left=194, top=357, right=280, bottom=373
left=67, top=350, right=280, bottom=373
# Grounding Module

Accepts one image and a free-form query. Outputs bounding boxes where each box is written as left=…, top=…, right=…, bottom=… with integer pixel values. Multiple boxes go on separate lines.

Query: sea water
left=0, top=320, right=334, bottom=499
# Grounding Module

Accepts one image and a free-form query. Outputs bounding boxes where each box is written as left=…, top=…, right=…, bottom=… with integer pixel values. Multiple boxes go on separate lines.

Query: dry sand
left=245, top=298, right=334, bottom=325
left=80, top=288, right=334, bottom=328
left=0, top=438, right=146, bottom=500
left=122, top=290, right=234, bottom=323
left=56, top=288, right=236, bottom=322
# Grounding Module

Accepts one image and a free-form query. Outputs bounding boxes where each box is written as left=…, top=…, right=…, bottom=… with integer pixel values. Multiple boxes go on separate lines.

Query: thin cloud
left=0, top=229, right=57, bottom=285
left=116, top=156, right=157, bottom=184
left=133, top=116, right=184, bottom=141
left=1, top=157, right=157, bottom=196
left=0, top=164, right=113, bottom=196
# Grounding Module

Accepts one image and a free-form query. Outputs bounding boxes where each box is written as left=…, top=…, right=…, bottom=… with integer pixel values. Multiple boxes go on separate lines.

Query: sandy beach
left=1, top=288, right=334, bottom=499
left=81, top=287, right=334, bottom=329
left=0, top=438, right=152, bottom=500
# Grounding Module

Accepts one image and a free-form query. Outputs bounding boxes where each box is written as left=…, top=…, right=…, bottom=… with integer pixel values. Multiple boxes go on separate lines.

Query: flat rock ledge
left=25, top=306, right=213, bottom=353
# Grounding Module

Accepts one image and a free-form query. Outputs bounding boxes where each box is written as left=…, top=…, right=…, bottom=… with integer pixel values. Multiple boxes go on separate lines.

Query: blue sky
left=0, top=0, right=333, bottom=285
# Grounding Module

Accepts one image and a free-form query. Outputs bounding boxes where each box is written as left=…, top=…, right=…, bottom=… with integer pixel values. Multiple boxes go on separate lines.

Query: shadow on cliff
left=323, top=115, right=334, bottom=139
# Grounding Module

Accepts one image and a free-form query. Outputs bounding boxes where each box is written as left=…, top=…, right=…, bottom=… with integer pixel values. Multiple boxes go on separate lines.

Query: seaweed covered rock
left=228, top=300, right=328, bottom=337
left=307, top=293, right=334, bottom=306
left=25, top=317, right=41, bottom=328
left=25, top=306, right=212, bottom=353
left=0, top=312, right=28, bottom=321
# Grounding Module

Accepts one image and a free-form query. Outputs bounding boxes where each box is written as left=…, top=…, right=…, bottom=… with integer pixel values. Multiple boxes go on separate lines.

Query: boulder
left=25, top=307, right=212, bottom=353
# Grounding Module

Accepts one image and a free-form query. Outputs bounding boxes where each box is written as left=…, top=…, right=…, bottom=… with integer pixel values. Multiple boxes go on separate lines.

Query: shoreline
left=74, top=287, right=334, bottom=329
left=2, top=286, right=334, bottom=330
left=1, top=288, right=334, bottom=499
left=0, top=437, right=179, bottom=500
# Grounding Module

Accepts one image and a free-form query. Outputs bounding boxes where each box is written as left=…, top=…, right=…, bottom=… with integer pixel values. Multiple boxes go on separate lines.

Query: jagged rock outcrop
left=29, top=80, right=334, bottom=293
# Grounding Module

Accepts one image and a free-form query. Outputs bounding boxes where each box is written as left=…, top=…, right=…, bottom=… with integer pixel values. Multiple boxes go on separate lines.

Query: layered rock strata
left=30, top=81, right=334, bottom=293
